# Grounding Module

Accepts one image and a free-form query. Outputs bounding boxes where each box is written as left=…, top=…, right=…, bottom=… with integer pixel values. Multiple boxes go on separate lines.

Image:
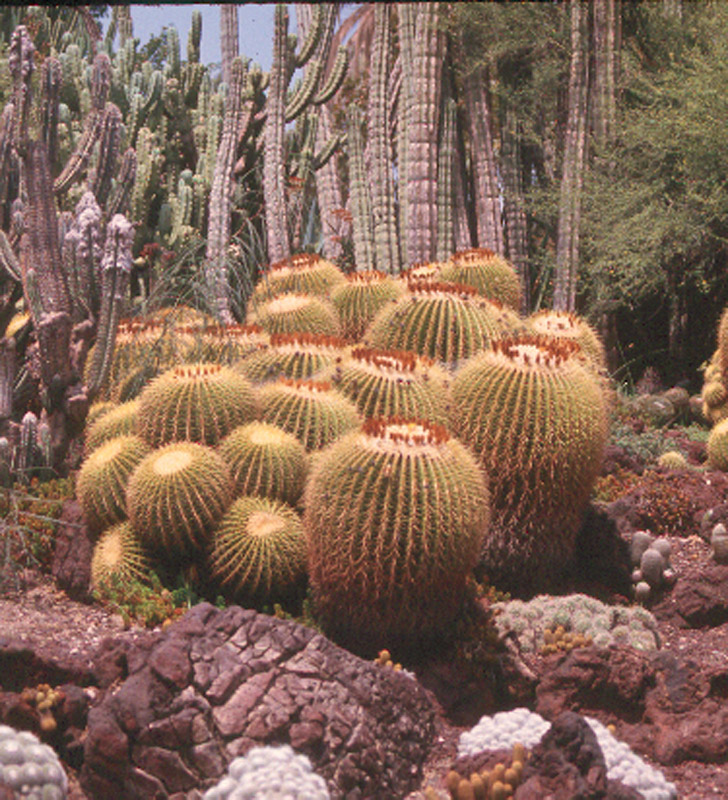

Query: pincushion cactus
left=202, top=744, right=329, bottom=800
left=259, top=379, right=361, bottom=451
left=0, top=724, right=68, bottom=799
left=328, top=346, right=451, bottom=425
left=439, top=247, right=522, bottom=311
left=330, top=270, right=406, bottom=341
left=248, top=293, right=341, bottom=337
left=218, top=421, right=309, bottom=505
left=76, top=435, right=151, bottom=532
left=126, top=441, right=233, bottom=559
left=137, top=363, right=258, bottom=448
left=450, top=336, right=609, bottom=589
left=304, top=417, right=489, bottom=647
left=209, top=495, right=306, bottom=602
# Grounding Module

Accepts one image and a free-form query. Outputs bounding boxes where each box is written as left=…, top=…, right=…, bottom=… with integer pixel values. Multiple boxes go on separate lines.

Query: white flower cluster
left=493, top=593, right=660, bottom=653
left=0, top=725, right=68, bottom=799
left=458, top=708, right=677, bottom=800
left=202, top=744, right=330, bottom=800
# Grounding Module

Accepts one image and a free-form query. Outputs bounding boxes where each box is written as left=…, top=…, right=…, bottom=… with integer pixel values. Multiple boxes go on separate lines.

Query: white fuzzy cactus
left=0, top=725, right=67, bottom=799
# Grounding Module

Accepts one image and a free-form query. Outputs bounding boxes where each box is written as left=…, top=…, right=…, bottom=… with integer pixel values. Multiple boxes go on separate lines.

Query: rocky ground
left=1, top=418, right=728, bottom=798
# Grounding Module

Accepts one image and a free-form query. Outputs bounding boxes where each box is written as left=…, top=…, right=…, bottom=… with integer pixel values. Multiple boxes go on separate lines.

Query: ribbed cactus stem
left=0, top=230, right=21, bottom=282
left=294, top=3, right=326, bottom=68
left=106, top=147, right=137, bottom=218
left=89, top=103, right=122, bottom=208
left=220, top=4, right=239, bottom=86
left=9, top=25, right=35, bottom=155
left=41, top=57, right=62, bottom=169
left=63, top=191, right=103, bottom=322
left=86, top=215, right=134, bottom=398
left=346, top=106, right=374, bottom=271
left=15, top=411, right=38, bottom=477
left=312, top=46, right=348, bottom=106
left=436, top=97, right=456, bottom=262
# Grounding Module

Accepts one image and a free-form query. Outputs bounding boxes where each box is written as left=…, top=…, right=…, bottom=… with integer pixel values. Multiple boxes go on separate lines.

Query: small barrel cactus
left=439, top=247, right=522, bottom=311
left=218, top=421, right=309, bottom=505
left=248, top=293, right=341, bottom=338
left=259, top=379, right=361, bottom=451
left=209, top=495, right=307, bottom=602
left=85, top=399, right=140, bottom=451
left=234, top=332, right=347, bottom=385
left=450, top=336, right=609, bottom=590
left=711, top=523, right=728, bottom=564
left=328, top=346, right=451, bottom=425
left=304, top=417, right=489, bottom=648
left=0, top=724, right=68, bottom=799
left=137, top=363, right=258, bottom=448
left=657, top=450, right=687, bottom=470
left=707, top=417, right=728, bottom=470
left=126, top=441, right=233, bottom=559
left=527, top=309, right=607, bottom=371
left=329, top=270, right=406, bottom=341
left=252, top=253, right=346, bottom=303
left=90, top=520, right=151, bottom=590
left=702, top=379, right=728, bottom=407
left=76, top=435, right=152, bottom=533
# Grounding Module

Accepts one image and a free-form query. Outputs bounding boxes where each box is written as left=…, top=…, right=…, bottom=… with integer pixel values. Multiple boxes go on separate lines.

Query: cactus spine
left=330, top=271, right=406, bottom=342
left=235, top=332, right=346, bottom=385
left=91, top=520, right=151, bottom=590
left=440, top=248, right=523, bottom=312
left=248, top=293, right=341, bottom=338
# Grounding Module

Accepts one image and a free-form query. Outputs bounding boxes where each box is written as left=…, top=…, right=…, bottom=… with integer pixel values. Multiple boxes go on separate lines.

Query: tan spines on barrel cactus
left=327, top=346, right=451, bottom=425
left=330, top=270, right=406, bottom=341
left=363, top=280, right=517, bottom=367
left=137, top=363, right=258, bottom=448
left=90, top=520, right=151, bottom=589
left=183, top=323, right=270, bottom=365
left=252, top=253, right=346, bottom=303
left=304, top=417, right=489, bottom=649
left=400, top=262, right=446, bottom=283
left=87, top=401, right=116, bottom=428
left=218, top=421, right=309, bottom=505
left=85, top=399, right=140, bottom=451
left=527, top=309, right=607, bottom=371
left=126, top=441, right=233, bottom=559
left=440, top=248, right=523, bottom=311
left=259, top=378, right=361, bottom=450
left=234, top=332, right=347, bottom=385
left=76, top=435, right=151, bottom=533
left=708, top=418, right=728, bottom=470
left=247, top=292, right=341, bottom=337
left=209, top=495, right=306, bottom=602
left=450, top=335, right=609, bottom=592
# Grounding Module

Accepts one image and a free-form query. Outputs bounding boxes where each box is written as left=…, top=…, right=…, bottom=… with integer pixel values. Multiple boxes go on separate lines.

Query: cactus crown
left=268, top=252, right=331, bottom=273
left=451, top=247, right=498, bottom=263
left=169, top=363, right=223, bottom=380
left=278, top=378, right=332, bottom=394
left=407, top=279, right=478, bottom=298
left=269, top=331, right=347, bottom=350
left=530, top=309, right=582, bottom=335
left=345, top=270, right=390, bottom=284
left=88, top=436, right=125, bottom=464
left=350, top=346, right=434, bottom=373
left=402, top=263, right=443, bottom=281
left=491, top=335, right=581, bottom=369
left=362, top=416, right=450, bottom=447
left=265, top=293, right=317, bottom=314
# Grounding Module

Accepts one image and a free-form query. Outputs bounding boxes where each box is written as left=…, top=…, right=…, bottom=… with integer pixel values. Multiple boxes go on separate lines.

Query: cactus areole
left=304, top=417, right=489, bottom=649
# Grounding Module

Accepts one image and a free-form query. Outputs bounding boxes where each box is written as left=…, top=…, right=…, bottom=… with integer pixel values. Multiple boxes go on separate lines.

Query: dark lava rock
left=652, top=563, right=728, bottom=628
left=80, top=603, right=436, bottom=799
left=51, top=499, right=93, bottom=601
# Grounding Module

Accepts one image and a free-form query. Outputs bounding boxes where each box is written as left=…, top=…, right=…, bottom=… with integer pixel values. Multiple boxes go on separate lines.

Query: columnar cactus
left=450, top=336, right=609, bottom=590
left=304, top=417, right=489, bottom=648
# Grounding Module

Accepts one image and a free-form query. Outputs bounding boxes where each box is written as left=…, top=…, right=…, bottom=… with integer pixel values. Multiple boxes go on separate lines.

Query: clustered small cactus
left=629, top=530, right=677, bottom=603
left=0, top=724, right=68, bottom=799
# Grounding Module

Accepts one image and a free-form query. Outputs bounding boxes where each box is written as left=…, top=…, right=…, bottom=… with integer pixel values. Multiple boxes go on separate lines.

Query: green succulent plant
left=329, top=270, right=406, bottom=341
left=439, top=247, right=522, bottom=311
left=209, top=495, right=307, bottom=602
left=85, top=399, right=141, bottom=451
left=247, top=292, right=342, bottom=338
left=218, top=421, right=309, bottom=505
left=251, top=253, right=346, bottom=303
left=0, top=725, right=68, bottom=799
left=76, top=435, right=152, bottom=533
left=259, top=379, right=361, bottom=451
left=708, top=417, right=728, bottom=470
left=90, top=520, right=152, bottom=589
left=137, top=363, right=258, bottom=447
left=304, top=417, right=489, bottom=649
left=126, top=441, right=233, bottom=559
left=450, top=336, right=609, bottom=590
left=527, top=309, right=607, bottom=371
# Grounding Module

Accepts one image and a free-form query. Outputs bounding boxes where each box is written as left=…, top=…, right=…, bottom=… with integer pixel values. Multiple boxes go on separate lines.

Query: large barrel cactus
left=209, top=495, right=307, bottom=603
left=85, top=399, right=140, bottom=451
left=234, top=332, right=347, bottom=385
left=218, top=421, right=309, bottom=505
left=248, top=293, right=341, bottom=338
left=363, top=280, right=516, bottom=368
left=259, top=379, right=361, bottom=451
left=137, top=363, right=258, bottom=447
left=330, top=270, right=406, bottom=341
left=527, top=310, right=607, bottom=371
left=328, top=346, right=451, bottom=425
left=126, top=441, right=233, bottom=559
left=304, top=417, right=489, bottom=649
left=90, top=520, right=151, bottom=590
left=451, top=336, right=609, bottom=591
left=439, top=248, right=522, bottom=311
left=252, top=253, right=346, bottom=303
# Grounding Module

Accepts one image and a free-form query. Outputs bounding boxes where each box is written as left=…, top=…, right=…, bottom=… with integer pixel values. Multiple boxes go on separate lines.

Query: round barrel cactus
left=90, top=520, right=151, bottom=590
left=248, top=293, right=341, bottom=338
left=218, top=421, right=309, bottom=505
left=76, top=435, right=151, bottom=533
left=0, top=724, right=68, bottom=799
left=527, top=310, right=607, bottom=371
left=85, top=399, right=140, bottom=451
left=137, top=363, right=258, bottom=448
left=364, top=280, right=517, bottom=368
left=209, top=495, right=307, bottom=602
left=235, top=332, right=347, bottom=385
left=126, top=441, right=233, bottom=559
left=328, top=346, right=451, bottom=425
left=330, top=270, right=406, bottom=341
left=183, top=323, right=270, bottom=365
left=259, top=379, right=361, bottom=451
left=252, top=253, right=346, bottom=303
left=451, top=336, right=609, bottom=590
left=304, top=417, right=489, bottom=648
left=708, top=418, right=728, bottom=470
left=439, top=247, right=522, bottom=311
